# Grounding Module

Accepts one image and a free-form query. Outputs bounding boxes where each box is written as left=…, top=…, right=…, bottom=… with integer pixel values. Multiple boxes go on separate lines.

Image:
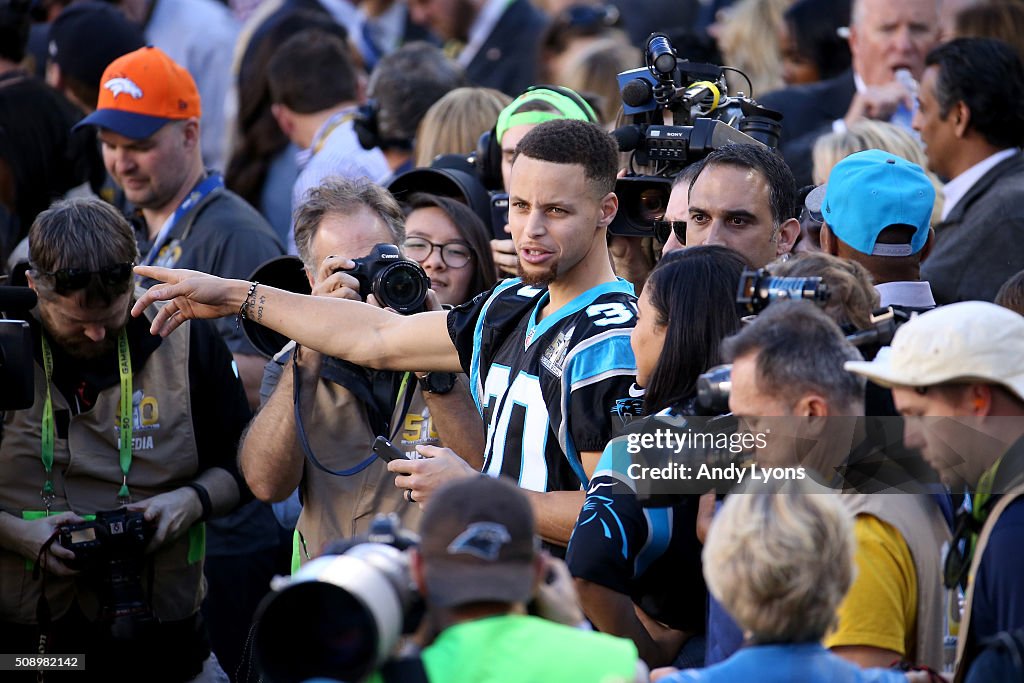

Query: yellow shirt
left=825, top=514, right=917, bottom=658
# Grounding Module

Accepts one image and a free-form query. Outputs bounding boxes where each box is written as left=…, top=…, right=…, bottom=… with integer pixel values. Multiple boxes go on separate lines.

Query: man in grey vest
left=0, top=197, right=249, bottom=681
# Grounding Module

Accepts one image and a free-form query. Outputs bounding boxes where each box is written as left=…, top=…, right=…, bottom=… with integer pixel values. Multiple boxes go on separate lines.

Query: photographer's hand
left=128, top=488, right=203, bottom=552
left=532, top=553, right=585, bottom=627
left=0, top=511, right=83, bottom=577
left=388, top=445, right=477, bottom=507
left=312, top=256, right=363, bottom=301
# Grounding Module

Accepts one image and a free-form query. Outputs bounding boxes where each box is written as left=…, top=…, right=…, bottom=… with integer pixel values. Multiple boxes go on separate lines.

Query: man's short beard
left=517, top=259, right=558, bottom=287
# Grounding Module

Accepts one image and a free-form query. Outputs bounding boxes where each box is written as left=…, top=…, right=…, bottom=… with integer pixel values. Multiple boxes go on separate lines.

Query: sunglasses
left=652, top=220, right=686, bottom=245
left=33, top=262, right=135, bottom=295
left=944, top=508, right=985, bottom=590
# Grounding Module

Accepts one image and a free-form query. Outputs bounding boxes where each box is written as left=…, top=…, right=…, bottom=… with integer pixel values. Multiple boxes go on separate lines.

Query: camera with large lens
left=609, top=33, right=783, bottom=238
left=253, top=514, right=424, bottom=683
left=348, top=243, right=431, bottom=315
left=58, top=508, right=155, bottom=635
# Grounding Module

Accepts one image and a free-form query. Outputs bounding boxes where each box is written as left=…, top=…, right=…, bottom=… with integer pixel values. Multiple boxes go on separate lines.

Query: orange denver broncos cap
left=75, top=46, right=201, bottom=139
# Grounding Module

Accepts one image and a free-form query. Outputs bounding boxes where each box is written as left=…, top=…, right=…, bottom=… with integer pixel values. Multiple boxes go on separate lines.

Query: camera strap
left=40, top=329, right=134, bottom=508
left=292, top=349, right=417, bottom=477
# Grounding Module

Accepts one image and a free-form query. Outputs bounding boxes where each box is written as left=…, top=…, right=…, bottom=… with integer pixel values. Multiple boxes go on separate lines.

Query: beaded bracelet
left=236, top=281, right=259, bottom=329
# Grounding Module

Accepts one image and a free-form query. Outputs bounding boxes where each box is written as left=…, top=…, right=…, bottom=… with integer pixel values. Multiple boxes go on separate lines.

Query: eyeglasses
left=32, top=262, right=135, bottom=294
left=652, top=220, right=686, bottom=245
left=403, top=238, right=473, bottom=269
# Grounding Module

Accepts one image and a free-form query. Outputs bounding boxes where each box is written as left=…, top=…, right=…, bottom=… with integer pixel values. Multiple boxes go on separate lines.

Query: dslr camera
left=348, top=243, right=431, bottom=315
left=58, top=508, right=155, bottom=636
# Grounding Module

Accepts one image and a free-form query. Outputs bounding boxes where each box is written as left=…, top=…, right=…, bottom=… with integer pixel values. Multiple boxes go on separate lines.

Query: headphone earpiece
left=474, top=128, right=504, bottom=192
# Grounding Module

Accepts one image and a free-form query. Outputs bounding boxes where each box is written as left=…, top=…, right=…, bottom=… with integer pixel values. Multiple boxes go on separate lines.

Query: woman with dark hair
left=403, top=192, right=497, bottom=306
left=566, top=245, right=746, bottom=670
left=778, top=0, right=852, bottom=86
left=638, top=246, right=747, bottom=413
left=225, top=9, right=348, bottom=244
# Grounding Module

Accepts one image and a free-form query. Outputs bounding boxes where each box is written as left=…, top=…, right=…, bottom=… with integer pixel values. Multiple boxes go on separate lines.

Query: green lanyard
left=40, top=329, right=133, bottom=510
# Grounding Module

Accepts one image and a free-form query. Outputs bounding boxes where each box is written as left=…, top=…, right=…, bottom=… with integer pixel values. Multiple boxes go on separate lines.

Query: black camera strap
left=292, top=348, right=417, bottom=477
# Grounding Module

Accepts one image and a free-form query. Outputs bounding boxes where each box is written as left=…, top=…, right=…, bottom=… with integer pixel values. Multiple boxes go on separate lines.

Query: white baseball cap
left=845, top=301, right=1024, bottom=401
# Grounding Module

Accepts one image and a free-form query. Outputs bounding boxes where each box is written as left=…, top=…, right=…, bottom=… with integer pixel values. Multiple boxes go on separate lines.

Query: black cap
left=48, top=2, right=145, bottom=89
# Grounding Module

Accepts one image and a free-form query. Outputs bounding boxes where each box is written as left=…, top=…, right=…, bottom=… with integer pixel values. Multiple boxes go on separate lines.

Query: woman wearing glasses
left=402, top=193, right=496, bottom=307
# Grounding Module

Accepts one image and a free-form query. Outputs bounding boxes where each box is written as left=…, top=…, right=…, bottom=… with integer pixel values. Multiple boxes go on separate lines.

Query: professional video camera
left=0, top=284, right=37, bottom=411
left=253, top=514, right=425, bottom=683
left=58, top=508, right=156, bottom=638
left=610, top=33, right=783, bottom=238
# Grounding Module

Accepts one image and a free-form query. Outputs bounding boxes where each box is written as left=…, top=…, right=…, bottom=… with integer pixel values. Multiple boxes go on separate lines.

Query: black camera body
left=58, top=508, right=155, bottom=634
left=736, top=268, right=830, bottom=315
left=348, top=244, right=431, bottom=315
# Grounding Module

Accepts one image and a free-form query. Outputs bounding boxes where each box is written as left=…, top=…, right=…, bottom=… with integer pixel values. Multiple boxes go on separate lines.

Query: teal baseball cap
left=809, top=149, right=934, bottom=257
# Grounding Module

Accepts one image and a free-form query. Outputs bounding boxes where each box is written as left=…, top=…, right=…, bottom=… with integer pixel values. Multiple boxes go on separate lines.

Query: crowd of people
left=1, top=0, right=1024, bottom=682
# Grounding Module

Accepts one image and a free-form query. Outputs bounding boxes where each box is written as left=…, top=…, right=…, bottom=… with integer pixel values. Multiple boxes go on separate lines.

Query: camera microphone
left=621, top=78, right=653, bottom=109
left=612, top=125, right=645, bottom=152
left=646, top=34, right=677, bottom=78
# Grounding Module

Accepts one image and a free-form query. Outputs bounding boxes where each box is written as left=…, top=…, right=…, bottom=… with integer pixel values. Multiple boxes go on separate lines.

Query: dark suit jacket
left=465, top=0, right=549, bottom=96
left=759, top=70, right=856, bottom=186
left=921, top=151, right=1024, bottom=305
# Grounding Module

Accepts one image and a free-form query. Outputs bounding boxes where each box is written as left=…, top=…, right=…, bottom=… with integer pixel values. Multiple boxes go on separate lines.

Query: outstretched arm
left=132, top=266, right=462, bottom=372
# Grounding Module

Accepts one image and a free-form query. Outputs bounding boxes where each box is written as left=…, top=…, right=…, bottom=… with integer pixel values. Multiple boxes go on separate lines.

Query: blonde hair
left=770, top=252, right=880, bottom=331
left=715, top=0, right=794, bottom=96
left=414, top=87, right=512, bottom=167
left=704, top=488, right=855, bottom=644
left=812, top=120, right=944, bottom=219
left=556, top=37, right=639, bottom=127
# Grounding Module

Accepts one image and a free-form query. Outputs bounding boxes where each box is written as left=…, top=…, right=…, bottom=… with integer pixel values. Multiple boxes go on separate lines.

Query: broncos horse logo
left=104, top=77, right=144, bottom=100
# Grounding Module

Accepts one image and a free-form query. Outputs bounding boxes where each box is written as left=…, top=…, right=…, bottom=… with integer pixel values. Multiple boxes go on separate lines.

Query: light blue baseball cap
left=810, top=149, right=934, bottom=257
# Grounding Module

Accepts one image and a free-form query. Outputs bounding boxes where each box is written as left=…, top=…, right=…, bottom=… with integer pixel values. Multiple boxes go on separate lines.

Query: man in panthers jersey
left=132, top=119, right=640, bottom=546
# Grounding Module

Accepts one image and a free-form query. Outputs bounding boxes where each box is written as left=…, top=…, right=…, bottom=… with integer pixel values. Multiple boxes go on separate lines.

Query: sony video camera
left=348, top=244, right=431, bottom=315
left=610, top=33, right=783, bottom=238
left=253, top=514, right=424, bottom=683
left=58, top=508, right=155, bottom=637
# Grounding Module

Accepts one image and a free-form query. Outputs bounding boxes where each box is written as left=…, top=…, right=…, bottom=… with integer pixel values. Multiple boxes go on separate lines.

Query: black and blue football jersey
left=448, top=278, right=642, bottom=493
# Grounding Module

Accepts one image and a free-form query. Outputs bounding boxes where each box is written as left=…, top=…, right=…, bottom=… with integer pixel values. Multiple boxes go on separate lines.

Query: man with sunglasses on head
left=846, top=301, right=1024, bottom=681
left=0, top=197, right=251, bottom=681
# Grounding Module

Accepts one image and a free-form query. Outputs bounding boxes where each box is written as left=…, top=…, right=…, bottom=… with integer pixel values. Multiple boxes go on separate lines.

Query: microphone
left=612, top=125, right=645, bottom=152
left=621, top=78, right=653, bottom=109
left=0, top=286, right=37, bottom=312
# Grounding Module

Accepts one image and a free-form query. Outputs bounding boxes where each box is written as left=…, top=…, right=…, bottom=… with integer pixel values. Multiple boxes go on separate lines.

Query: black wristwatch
left=421, top=372, right=456, bottom=395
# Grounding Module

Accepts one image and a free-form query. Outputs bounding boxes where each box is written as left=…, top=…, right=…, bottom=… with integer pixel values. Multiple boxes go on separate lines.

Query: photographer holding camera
left=716, top=301, right=949, bottom=671
left=0, top=198, right=249, bottom=681
left=239, top=178, right=484, bottom=566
